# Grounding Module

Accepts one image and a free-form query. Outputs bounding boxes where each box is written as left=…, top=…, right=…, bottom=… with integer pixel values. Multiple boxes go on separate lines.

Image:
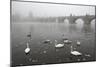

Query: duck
left=76, top=40, right=81, bottom=46
left=54, top=40, right=64, bottom=48
left=70, top=45, right=82, bottom=56
left=25, top=42, right=30, bottom=55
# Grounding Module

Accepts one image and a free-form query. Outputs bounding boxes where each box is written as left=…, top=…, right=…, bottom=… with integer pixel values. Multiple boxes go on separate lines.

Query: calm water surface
left=11, top=20, right=96, bottom=66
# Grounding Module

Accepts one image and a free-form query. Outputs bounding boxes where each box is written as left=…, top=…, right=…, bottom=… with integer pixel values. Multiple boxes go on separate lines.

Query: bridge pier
left=57, top=17, right=66, bottom=23
left=68, top=17, right=78, bottom=24
left=82, top=16, right=96, bottom=24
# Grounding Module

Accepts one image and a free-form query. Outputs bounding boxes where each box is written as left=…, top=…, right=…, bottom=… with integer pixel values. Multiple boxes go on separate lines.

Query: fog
left=12, top=1, right=95, bottom=17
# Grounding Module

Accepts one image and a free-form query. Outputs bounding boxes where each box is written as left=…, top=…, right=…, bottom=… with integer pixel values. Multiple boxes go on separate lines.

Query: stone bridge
left=56, top=15, right=96, bottom=24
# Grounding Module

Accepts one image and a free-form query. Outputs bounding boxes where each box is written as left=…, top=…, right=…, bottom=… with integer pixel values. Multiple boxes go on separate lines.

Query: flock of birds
left=23, top=32, right=92, bottom=64
left=24, top=33, right=82, bottom=57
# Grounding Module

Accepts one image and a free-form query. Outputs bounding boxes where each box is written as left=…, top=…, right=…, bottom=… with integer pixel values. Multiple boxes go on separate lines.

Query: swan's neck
left=71, top=46, right=73, bottom=52
left=26, top=43, right=29, bottom=48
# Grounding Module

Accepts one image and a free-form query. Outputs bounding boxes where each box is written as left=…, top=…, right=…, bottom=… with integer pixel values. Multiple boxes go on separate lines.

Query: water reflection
left=75, top=19, right=84, bottom=30
left=82, top=24, right=92, bottom=34
left=91, top=19, right=96, bottom=32
left=57, top=20, right=95, bottom=35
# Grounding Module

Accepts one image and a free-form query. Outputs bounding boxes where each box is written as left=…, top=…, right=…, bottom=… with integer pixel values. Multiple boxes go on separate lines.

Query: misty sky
left=12, top=1, right=95, bottom=17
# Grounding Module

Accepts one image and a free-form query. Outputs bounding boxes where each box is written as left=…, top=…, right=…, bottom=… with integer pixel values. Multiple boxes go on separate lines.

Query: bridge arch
left=64, top=18, right=69, bottom=24
left=75, top=18, right=84, bottom=24
left=56, top=15, right=96, bottom=24
left=74, top=17, right=96, bottom=24
left=90, top=19, right=96, bottom=23
left=91, top=19, right=96, bottom=27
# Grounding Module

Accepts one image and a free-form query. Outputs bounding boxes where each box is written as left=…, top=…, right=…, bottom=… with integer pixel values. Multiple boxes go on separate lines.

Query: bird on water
left=54, top=40, right=64, bottom=48
left=70, top=45, right=82, bottom=56
left=76, top=40, right=81, bottom=46
left=25, top=42, right=30, bottom=55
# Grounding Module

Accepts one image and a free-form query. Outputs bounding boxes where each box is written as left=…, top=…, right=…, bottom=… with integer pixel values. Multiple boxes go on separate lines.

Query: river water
left=11, top=20, right=96, bottom=66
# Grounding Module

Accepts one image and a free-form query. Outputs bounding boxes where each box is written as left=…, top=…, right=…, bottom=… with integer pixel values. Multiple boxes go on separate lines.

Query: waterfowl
left=76, top=40, right=81, bottom=46
left=54, top=40, right=64, bottom=48
left=63, top=39, right=72, bottom=44
left=85, top=54, right=91, bottom=57
left=70, top=46, right=82, bottom=56
left=25, top=42, right=30, bottom=55
left=63, top=39, right=69, bottom=43
left=43, top=40, right=52, bottom=44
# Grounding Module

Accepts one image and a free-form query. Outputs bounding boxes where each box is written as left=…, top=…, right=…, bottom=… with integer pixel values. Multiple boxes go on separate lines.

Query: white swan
left=63, top=39, right=69, bottom=43
left=25, top=42, right=30, bottom=55
left=62, top=34, right=72, bottom=44
left=63, top=39, right=72, bottom=44
left=43, top=39, right=52, bottom=44
left=76, top=40, right=81, bottom=46
left=70, top=46, right=82, bottom=56
left=54, top=40, right=64, bottom=48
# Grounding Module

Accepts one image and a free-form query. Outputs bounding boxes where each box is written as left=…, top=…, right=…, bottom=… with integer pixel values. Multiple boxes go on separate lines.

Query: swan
left=63, top=39, right=69, bottom=43
left=76, top=40, right=81, bottom=46
left=63, top=39, right=72, bottom=44
left=62, top=34, right=72, bottom=44
left=25, top=42, right=30, bottom=55
left=54, top=40, right=64, bottom=48
left=85, top=54, right=91, bottom=57
left=43, top=39, right=52, bottom=44
left=70, top=46, right=82, bottom=56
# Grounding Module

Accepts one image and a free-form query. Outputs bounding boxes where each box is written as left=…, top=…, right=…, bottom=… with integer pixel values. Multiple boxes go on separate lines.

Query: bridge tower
left=67, top=14, right=78, bottom=24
